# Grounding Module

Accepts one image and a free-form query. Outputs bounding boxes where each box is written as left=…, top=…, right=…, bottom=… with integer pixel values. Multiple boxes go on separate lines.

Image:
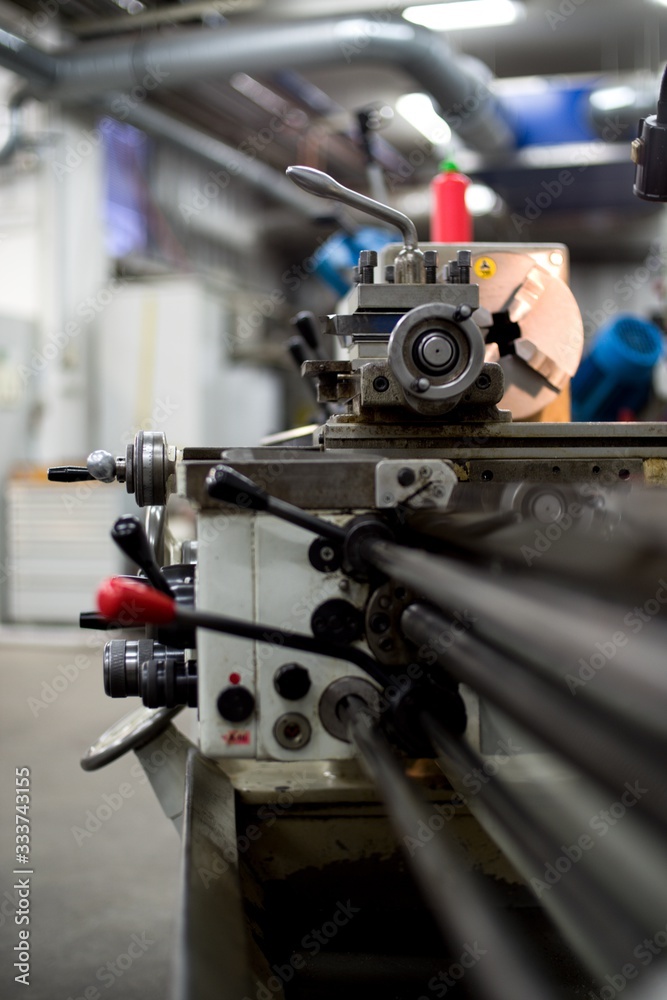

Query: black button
left=217, top=685, right=255, bottom=722
left=274, top=663, right=311, bottom=701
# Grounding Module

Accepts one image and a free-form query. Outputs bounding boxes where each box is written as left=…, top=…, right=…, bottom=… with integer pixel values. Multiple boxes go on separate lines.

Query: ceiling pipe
left=0, top=25, right=56, bottom=88
left=0, top=85, right=32, bottom=165
left=107, top=98, right=323, bottom=218
left=0, top=26, right=323, bottom=216
left=0, top=17, right=516, bottom=154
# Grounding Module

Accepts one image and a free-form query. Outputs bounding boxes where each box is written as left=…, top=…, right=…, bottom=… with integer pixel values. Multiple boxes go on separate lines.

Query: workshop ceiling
left=1, top=0, right=665, bottom=249
left=4, top=0, right=666, bottom=172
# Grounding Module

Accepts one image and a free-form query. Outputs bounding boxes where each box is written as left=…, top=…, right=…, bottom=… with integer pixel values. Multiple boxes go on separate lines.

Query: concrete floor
left=0, top=627, right=188, bottom=1000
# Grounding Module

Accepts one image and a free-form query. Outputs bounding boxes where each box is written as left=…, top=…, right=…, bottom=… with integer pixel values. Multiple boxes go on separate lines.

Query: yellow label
left=474, top=257, right=497, bottom=279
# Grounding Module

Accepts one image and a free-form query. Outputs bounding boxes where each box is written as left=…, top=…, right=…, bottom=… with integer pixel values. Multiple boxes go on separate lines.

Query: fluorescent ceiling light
left=403, top=0, right=524, bottom=31
left=111, top=0, right=145, bottom=11
left=589, top=86, right=636, bottom=112
left=492, top=76, right=551, bottom=96
left=465, top=184, right=500, bottom=217
left=396, top=93, right=452, bottom=145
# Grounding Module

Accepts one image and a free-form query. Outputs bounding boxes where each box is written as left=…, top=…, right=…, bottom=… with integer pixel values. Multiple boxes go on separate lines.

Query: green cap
left=439, top=159, right=459, bottom=173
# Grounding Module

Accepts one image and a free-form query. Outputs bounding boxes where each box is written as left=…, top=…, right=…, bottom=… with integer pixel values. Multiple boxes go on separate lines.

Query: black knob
left=104, top=638, right=154, bottom=697
left=111, top=515, right=173, bottom=596
left=104, top=639, right=185, bottom=699
left=217, top=685, right=255, bottom=723
left=311, top=598, right=365, bottom=644
left=140, top=657, right=197, bottom=709
left=274, top=663, right=311, bottom=701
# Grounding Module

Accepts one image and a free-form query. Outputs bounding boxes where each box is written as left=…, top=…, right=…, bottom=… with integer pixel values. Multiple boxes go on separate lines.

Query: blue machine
left=571, top=314, right=664, bottom=421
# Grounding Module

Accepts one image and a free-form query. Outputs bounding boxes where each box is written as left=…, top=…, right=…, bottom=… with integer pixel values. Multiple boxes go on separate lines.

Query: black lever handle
left=111, top=515, right=174, bottom=596
left=48, top=466, right=94, bottom=482
left=286, top=335, right=310, bottom=372
left=207, top=465, right=346, bottom=543
left=206, top=466, right=270, bottom=511
left=292, top=311, right=323, bottom=354
left=286, top=336, right=324, bottom=413
left=79, top=611, right=145, bottom=631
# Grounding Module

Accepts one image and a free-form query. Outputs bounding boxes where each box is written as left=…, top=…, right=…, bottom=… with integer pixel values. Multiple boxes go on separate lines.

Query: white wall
left=0, top=81, right=108, bottom=463
left=94, top=275, right=282, bottom=453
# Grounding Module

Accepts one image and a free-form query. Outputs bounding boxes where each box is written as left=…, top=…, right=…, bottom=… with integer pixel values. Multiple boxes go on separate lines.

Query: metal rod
left=423, top=715, right=653, bottom=979
left=400, top=601, right=667, bottom=836
left=362, top=537, right=667, bottom=749
left=339, top=695, right=561, bottom=1000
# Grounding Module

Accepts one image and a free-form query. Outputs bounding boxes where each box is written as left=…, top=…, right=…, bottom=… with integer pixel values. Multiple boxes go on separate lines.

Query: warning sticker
left=474, top=257, right=497, bottom=279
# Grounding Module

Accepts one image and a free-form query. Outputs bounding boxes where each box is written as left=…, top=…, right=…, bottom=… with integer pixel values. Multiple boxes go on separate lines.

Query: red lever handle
left=97, top=577, right=177, bottom=626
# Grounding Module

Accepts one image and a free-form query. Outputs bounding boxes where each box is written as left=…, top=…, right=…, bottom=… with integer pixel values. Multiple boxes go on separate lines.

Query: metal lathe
left=48, top=159, right=667, bottom=1000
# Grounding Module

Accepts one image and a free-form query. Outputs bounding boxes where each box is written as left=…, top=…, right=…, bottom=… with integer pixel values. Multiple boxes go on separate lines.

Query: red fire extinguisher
left=430, top=160, right=472, bottom=243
